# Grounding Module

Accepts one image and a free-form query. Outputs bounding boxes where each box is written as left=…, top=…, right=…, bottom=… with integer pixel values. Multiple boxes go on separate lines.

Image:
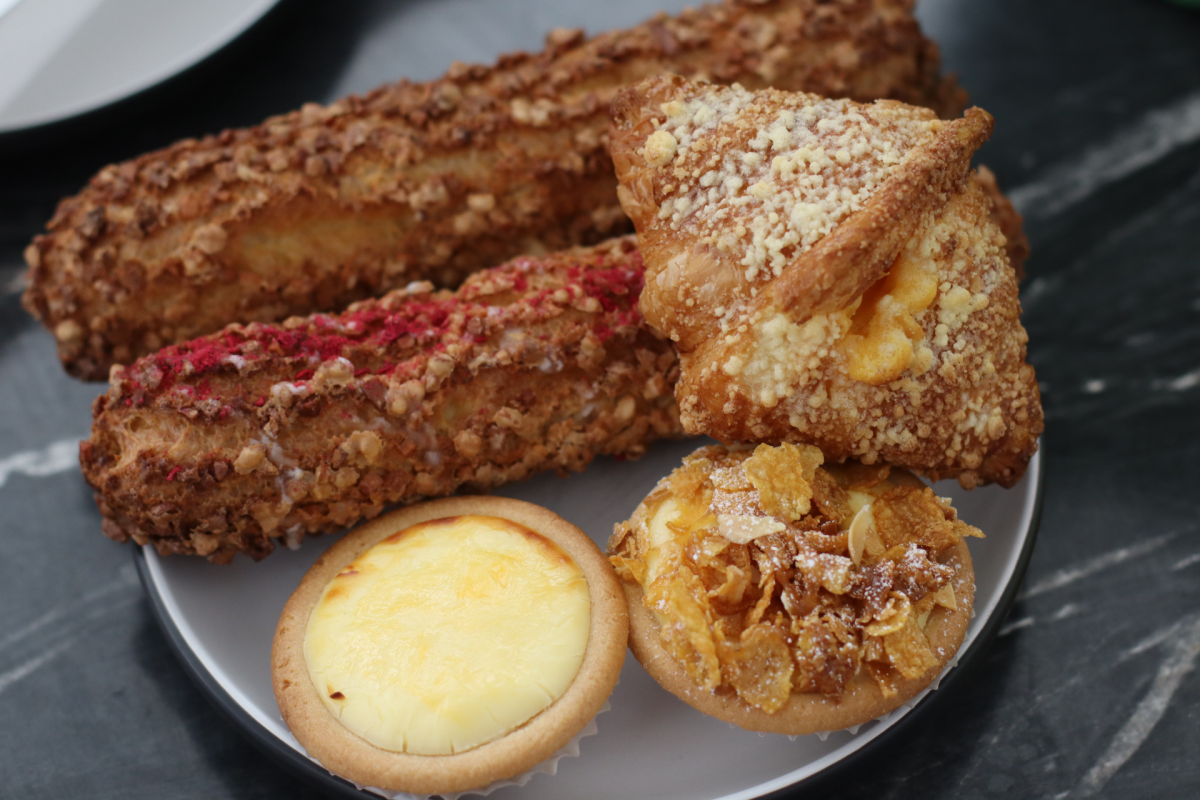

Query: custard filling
left=304, top=514, right=590, bottom=755
left=838, top=252, right=939, bottom=385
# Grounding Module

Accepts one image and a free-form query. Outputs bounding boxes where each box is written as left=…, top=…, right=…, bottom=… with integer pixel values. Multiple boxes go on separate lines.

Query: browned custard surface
left=608, top=443, right=982, bottom=713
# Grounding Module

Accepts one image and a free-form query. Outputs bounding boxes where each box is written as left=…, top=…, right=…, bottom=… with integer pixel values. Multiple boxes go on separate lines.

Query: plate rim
left=135, top=446, right=1044, bottom=800
left=0, top=0, right=282, bottom=135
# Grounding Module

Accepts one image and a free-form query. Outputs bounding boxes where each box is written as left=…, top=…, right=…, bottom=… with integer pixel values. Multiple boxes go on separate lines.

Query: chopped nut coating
left=82, top=238, right=682, bottom=563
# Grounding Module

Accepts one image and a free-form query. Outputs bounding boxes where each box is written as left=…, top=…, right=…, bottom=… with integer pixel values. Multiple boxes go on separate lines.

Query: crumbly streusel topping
left=646, top=84, right=941, bottom=281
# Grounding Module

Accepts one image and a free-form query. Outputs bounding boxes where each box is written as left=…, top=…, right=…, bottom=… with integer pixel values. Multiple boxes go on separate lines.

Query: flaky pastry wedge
left=611, top=77, right=1042, bottom=488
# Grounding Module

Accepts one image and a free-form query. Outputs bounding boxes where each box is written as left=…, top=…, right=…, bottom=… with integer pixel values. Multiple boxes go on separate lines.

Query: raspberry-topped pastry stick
left=82, top=237, right=682, bottom=563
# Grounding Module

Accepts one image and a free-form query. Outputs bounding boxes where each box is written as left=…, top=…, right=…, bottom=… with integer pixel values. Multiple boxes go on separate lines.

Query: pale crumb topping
left=651, top=85, right=939, bottom=282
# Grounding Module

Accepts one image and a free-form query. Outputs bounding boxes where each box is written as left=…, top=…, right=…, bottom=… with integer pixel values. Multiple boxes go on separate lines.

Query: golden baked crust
left=607, top=443, right=977, bottom=734
left=24, top=0, right=964, bottom=380
left=610, top=77, right=1042, bottom=488
left=975, top=165, right=1029, bottom=281
left=273, top=496, right=628, bottom=795
left=81, top=238, right=682, bottom=563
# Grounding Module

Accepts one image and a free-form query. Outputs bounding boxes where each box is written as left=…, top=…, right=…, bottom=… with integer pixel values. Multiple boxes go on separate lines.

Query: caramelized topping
left=609, top=444, right=981, bottom=713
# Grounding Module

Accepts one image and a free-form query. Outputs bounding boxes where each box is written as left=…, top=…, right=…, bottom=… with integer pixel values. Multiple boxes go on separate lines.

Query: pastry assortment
left=608, top=442, right=978, bottom=733
left=24, top=0, right=1044, bottom=793
left=273, top=496, right=626, bottom=795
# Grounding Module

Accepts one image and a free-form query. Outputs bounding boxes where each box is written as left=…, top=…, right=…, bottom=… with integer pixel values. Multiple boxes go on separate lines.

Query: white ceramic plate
left=0, top=0, right=279, bottom=133
left=137, top=440, right=1042, bottom=800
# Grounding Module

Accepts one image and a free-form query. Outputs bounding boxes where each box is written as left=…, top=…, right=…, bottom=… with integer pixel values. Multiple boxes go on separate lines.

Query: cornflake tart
left=608, top=442, right=980, bottom=734
left=273, top=496, right=627, bottom=795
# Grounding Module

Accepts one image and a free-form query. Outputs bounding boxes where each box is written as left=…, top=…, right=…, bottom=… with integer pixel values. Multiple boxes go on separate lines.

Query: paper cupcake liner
left=316, top=700, right=611, bottom=800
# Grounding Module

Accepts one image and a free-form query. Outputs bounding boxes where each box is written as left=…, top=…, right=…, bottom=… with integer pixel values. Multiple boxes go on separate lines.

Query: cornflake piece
left=744, top=442, right=823, bottom=521
left=872, top=487, right=984, bottom=550
left=865, top=592, right=913, bottom=637
left=882, top=611, right=941, bottom=679
left=796, top=552, right=854, bottom=595
left=719, top=624, right=794, bottom=714
left=645, top=574, right=721, bottom=691
left=810, top=468, right=852, bottom=523
left=791, top=611, right=861, bottom=695
left=709, top=564, right=752, bottom=610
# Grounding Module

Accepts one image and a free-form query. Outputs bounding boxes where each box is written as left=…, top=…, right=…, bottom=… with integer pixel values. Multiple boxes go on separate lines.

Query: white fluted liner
left=328, top=701, right=611, bottom=800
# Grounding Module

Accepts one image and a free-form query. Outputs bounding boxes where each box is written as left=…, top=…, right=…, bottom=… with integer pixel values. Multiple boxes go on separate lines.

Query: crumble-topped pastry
left=610, top=76, right=1042, bottom=489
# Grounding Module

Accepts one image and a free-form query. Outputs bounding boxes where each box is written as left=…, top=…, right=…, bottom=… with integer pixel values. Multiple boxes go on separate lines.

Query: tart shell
left=272, top=496, right=628, bottom=795
left=622, top=540, right=975, bottom=735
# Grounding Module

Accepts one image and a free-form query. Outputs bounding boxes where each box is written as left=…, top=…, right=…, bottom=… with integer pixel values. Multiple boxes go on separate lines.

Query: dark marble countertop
left=2, top=0, right=1199, bottom=798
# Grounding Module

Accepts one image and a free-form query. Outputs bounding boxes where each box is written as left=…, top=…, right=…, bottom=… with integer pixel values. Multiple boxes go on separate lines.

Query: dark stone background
left=1, top=0, right=1198, bottom=798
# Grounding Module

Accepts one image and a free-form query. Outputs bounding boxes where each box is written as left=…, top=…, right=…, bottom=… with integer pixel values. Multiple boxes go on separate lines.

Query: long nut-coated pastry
left=608, top=442, right=979, bottom=734
left=25, top=0, right=966, bottom=380
left=610, top=77, right=1043, bottom=488
left=81, top=237, right=682, bottom=563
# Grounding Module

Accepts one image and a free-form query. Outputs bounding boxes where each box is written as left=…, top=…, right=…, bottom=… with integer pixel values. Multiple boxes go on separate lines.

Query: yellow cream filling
left=645, top=497, right=683, bottom=584
left=304, top=515, right=591, bottom=756
left=839, top=252, right=938, bottom=385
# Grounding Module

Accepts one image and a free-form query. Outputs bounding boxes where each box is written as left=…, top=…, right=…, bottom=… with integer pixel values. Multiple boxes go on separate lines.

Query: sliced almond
left=932, top=583, right=957, bottom=610
left=847, top=504, right=873, bottom=565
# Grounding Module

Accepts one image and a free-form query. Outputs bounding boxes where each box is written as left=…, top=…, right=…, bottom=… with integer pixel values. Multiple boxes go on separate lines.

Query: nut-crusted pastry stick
left=610, top=77, right=1042, bottom=488
left=26, top=0, right=965, bottom=380
left=81, top=237, right=682, bottom=563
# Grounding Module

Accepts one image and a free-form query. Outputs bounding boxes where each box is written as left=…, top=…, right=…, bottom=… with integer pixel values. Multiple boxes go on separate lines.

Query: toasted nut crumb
left=467, top=193, right=496, bottom=212
left=386, top=379, right=425, bottom=416
left=341, top=430, right=383, bottom=465
left=55, top=319, right=84, bottom=344
left=334, top=467, right=360, bottom=490
left=616, top=395, right=636, bottom=421
left=234, top=444, right=266, bottom=474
